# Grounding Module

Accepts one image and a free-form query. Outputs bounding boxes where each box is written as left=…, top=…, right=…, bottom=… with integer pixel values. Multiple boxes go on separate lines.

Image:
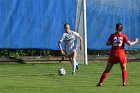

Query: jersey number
left=113, top=37, right=123, bottom=46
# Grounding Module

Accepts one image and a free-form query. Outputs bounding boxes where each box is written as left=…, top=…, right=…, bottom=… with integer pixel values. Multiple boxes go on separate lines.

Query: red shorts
left=108, top=53, right=127, bottom=64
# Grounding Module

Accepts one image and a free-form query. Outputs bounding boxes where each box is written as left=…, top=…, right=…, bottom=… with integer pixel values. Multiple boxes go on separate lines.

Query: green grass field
left=0, top=62, right=140, bottom=93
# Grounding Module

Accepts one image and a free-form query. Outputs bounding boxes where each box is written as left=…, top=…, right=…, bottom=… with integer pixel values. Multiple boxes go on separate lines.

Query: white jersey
left=59, top=31, right=80, bottom=55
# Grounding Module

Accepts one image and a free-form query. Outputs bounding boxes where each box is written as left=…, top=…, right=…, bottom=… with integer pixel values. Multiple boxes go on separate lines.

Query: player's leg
left=97, top=62, right=114, bottom=86
left=120, top=63, right=127, bottom=86
left=73, top=50, right=79, bottom=70
left=71, top=51, right=78, bottom=75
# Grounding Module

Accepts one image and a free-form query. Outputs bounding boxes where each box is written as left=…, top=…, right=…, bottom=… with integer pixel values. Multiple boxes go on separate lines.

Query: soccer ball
left=58, top=68, right=66, bottom=76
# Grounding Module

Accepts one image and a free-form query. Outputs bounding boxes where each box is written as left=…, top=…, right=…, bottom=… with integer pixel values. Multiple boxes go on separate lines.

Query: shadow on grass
left=0, top=57, right=25, bottom=64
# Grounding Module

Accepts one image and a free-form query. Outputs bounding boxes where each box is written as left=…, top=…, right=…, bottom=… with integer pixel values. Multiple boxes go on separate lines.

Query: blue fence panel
left=0, top=0, right=140, bottom=50
left=87, top=0, right=140, bottom=50
left=0, top=0, right=76, bottom=49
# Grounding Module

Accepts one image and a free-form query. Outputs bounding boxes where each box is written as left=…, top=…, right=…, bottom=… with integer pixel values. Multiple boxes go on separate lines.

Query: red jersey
left=108, top=32, right=129, bottom=64
left=108, top=32, right=129, bottom=54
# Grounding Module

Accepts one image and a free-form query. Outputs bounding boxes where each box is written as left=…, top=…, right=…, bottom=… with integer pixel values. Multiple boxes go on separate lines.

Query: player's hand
left=134, top=38, right=139, bottom=43
left=61, top=50, right=66, bottom=56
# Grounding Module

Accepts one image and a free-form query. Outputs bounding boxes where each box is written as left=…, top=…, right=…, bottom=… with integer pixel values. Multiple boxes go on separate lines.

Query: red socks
left=99, top=70, right=127, bottom=85
left=99, top=71, right=109, bottom=83
left=122, top=69, right=127, bottom=84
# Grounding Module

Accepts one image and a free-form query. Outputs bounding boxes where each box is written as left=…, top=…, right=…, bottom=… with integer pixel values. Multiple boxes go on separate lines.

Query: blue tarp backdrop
left=87, top=0, right=140, bottom=50
left=0, top=0, right=140, bottom=50
left=0, top=0, right=76, bottom=49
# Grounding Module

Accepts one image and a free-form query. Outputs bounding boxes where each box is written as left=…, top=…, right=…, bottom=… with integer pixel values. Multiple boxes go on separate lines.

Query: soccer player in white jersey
left=58, top=23, right=83, bottom=75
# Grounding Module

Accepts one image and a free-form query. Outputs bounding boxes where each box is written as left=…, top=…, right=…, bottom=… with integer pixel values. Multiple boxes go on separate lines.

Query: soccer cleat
left=59, top=57, right=65, bottom=63
left=122, top=83, right=126, bottom=86
left=76, top=64, right=79, bottom=70
left=96, top=83, right=103, bottom=86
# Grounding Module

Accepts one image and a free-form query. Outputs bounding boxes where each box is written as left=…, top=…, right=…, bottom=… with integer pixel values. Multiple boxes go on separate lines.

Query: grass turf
left=0, top=62, right=140, bottom=93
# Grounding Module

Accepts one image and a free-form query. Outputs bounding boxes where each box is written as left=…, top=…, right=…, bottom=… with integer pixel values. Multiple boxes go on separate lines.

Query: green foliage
left=88, top=50, right=140, bottom=55
left=0, top=49, right=139, bottom=57
left=0, top=49, right=52, bottom=57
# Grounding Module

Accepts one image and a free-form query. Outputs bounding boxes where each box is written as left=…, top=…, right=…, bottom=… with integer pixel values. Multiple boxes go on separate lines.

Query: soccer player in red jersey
left=97, top=23, right=139, bottom=86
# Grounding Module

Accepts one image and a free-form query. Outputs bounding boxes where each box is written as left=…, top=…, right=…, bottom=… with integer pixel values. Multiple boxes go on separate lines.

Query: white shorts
left=66, top=49, right=77, bottom=56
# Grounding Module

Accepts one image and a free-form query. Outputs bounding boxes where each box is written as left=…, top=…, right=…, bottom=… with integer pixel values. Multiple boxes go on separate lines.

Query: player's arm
left=106, top=34, right=113, bottom=46
left=78, top=35, right=83, bottom=50
left=58, top=41, right=66, bottom=56
left=58, top=34, right=66, bottom=55
left=126, top=38, right=139, bottom=46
